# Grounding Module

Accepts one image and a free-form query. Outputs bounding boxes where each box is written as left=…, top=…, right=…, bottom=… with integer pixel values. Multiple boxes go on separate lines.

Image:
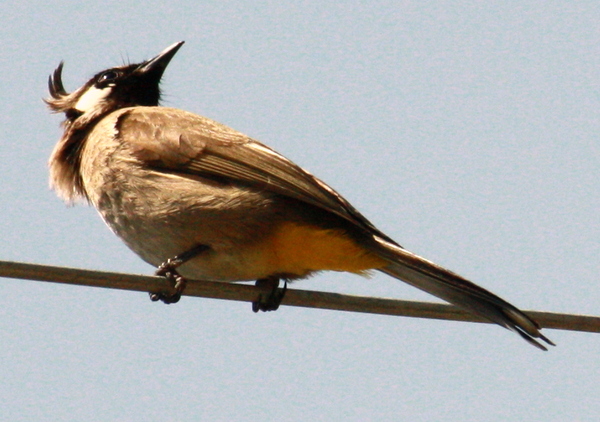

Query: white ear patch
left=75, top=86, right=111, bottom=113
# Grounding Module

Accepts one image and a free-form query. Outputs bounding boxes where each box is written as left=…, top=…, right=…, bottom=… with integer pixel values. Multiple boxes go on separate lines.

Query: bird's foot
left=252, top=277, right=287, bottom=312
left=149, top=244, right=209, bottom=304
left=150, top=260, right=187, bottom=304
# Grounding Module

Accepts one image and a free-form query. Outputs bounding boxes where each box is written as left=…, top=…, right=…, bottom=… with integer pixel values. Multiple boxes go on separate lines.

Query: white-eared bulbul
left=46, top=42, right=553, bottom=350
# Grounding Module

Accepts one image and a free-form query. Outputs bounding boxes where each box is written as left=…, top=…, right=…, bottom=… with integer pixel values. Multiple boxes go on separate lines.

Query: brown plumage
left=46, top=42, right=554, bottom=349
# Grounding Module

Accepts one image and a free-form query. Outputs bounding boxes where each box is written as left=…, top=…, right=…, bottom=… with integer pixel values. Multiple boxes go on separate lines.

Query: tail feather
left=373, top=238, right=554, bottom=350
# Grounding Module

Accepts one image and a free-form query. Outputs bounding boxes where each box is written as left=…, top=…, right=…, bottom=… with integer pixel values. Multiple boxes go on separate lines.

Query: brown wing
left=117, top=106, right=398, bottom=245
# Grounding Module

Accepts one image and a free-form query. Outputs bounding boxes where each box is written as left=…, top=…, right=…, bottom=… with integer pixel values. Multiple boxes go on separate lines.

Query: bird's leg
left=150, top=244, right=209, bottom=304
left=252, top=277, right=288, bottom=312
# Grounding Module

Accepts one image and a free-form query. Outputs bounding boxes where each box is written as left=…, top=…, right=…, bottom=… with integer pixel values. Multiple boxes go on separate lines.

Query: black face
left=92, top=63, right=162, bottom=108
left=46, top=42, right=184, bottom=121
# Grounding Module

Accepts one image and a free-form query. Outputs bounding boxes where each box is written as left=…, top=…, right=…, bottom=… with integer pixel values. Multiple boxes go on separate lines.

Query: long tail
left=371, top=237, right=554, bottom=350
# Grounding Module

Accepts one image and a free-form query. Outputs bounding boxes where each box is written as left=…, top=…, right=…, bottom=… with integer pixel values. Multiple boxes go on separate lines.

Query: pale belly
left=90, top=170, right=284, bottom=281
left=87, top=164, right=385, bottom=282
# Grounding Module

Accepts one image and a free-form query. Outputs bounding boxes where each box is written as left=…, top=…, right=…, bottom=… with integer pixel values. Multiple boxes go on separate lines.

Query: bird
left=46, top=41, right=554, bottom=350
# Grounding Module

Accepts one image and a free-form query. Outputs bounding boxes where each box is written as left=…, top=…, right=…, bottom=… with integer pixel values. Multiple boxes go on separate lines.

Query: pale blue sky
left=1, top=2, right=599, bottom=421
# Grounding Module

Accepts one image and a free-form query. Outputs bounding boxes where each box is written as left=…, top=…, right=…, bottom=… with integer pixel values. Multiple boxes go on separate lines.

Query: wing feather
left=117, top=107, right=397, bottom=243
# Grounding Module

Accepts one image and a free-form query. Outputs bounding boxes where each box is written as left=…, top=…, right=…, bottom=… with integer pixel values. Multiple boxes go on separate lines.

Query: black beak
left=136, top=41, right=185, bottom=78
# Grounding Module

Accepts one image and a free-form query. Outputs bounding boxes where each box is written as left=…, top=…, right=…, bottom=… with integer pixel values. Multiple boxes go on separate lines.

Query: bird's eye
left=98, top=70, right=120, bottom=83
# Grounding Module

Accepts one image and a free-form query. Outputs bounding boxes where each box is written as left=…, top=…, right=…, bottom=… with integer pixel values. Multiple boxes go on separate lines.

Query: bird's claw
left=252, top=278, right=287, bottom=312
left=151, top=262, right=187, bottom=304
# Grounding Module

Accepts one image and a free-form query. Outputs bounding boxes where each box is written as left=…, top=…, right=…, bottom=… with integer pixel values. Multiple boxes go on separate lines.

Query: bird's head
left=45, top=41, right=184, bottom=125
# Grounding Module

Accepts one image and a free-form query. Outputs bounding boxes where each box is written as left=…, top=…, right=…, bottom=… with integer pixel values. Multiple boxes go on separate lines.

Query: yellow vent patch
left=254, top=221, right=387, bottom=277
